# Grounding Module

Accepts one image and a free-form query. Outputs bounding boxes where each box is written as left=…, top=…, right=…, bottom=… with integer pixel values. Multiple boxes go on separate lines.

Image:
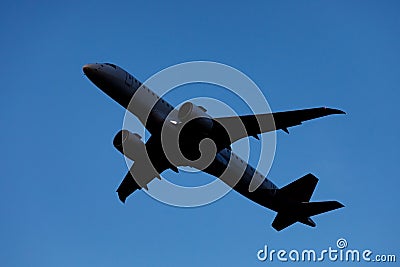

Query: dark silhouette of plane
left=83, top=63, right=345, bottom=231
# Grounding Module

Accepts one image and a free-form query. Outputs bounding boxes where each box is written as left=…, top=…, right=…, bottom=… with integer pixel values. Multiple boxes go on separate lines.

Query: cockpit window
left=105, top=63, right=117, bottom=69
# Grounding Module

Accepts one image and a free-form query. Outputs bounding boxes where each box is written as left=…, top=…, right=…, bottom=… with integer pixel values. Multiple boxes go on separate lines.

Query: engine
left=177, top=102, right=213, bottom=132
left=113, top=130, right=145, bottom=161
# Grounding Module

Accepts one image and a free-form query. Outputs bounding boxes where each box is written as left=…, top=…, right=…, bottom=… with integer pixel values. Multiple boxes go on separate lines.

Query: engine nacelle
left=113, top=130, right=145, bottom=161
left=178, top=102, right=213, bottom=132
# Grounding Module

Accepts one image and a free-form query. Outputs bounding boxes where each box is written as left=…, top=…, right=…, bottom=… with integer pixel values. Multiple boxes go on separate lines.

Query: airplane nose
left=82, top=64, right=95, bottom=75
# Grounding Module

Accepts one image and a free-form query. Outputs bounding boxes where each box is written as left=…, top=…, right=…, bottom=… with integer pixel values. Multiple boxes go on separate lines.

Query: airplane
left=83, top=62, right=345, bottom=231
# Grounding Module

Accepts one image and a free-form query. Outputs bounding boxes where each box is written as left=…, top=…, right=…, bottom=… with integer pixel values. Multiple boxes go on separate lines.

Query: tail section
left=279, top=173, right=318, bottom=202
left=271, top=173, right=344, bottom=231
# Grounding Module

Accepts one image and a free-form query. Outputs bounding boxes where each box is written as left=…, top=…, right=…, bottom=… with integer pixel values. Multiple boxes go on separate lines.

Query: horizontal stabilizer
left=272, top=201, right=344, bottom=231
left=272, top=213, right=298, bottom=231
left=272, top=215, right=315, bottom=231
left=296, top=201, right=344, bottom=217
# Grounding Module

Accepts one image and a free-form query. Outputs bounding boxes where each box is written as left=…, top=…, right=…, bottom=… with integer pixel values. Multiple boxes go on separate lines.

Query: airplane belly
left=203, top=149, right=278, bottom=209
left=127, top=86, right=159, bottom=125
left=126, top=86, right=174, bottom=134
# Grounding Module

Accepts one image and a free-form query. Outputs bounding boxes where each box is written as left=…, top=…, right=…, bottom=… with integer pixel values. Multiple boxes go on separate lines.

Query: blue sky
left=1, top=1, right=399, bottom=266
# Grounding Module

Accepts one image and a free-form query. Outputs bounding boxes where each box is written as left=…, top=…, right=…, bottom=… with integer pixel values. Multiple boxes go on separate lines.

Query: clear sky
left=1, top=1, right=399, bottom=266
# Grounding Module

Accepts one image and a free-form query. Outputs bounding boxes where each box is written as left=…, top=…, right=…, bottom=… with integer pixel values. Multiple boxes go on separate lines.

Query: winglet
left=272, top=201, right=344, bottom=231
left=282, top=127, right=289, bottom=134
left=117, top=191, right=127, bottom=204
left=171, top=166, right=179, bottom=173
left=324, top=107, right=346, bottom=115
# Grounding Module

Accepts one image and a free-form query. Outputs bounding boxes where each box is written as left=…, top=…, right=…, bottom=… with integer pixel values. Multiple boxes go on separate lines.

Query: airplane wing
left=116, top=169, right=142, bottom=203
left=116, top=163, right=166, bottom=203
left=115, top=135, right=174, bottom=203
left=213, top=107, right=345, bottom=144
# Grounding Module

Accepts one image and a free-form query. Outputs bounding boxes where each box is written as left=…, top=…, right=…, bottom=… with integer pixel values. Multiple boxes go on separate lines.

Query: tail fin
left=279, top=173, right=318, bottom=202
left=271, top=173, right=344, bottom=231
